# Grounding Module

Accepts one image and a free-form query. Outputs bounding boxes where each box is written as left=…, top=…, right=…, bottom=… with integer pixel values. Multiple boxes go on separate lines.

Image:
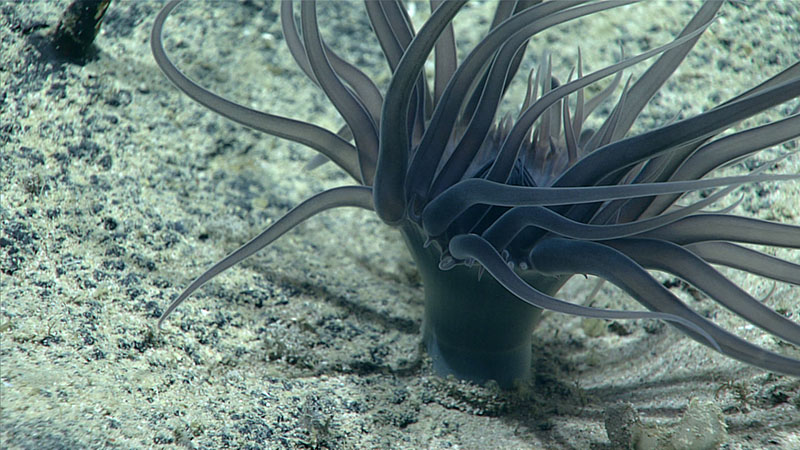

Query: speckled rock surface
left=1, top=1, right=798, bottom=449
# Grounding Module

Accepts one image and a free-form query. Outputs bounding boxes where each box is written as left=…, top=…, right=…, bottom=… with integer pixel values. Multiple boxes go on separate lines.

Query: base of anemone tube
left=401, top=225, right=567, bottom=389
left=423, top=317, right=537, bottom=388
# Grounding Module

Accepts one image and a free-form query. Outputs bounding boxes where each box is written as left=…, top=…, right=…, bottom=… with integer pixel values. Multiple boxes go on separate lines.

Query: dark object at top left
left=43, top=0, right=112, bottom=64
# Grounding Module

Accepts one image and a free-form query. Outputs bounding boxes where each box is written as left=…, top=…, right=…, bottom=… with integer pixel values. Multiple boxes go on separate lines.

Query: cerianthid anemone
left=152, top=0, right=800, bottom=388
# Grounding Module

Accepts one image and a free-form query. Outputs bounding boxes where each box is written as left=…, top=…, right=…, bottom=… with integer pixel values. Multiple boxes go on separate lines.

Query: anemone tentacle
left=526, top=238, right=800, bottom=375
left=151, top=0, right=362, bottom=179
left=157, top=186, right=373, bottom=328
left=685, top=242, right=800, bottom=286
left=607, top=238, right=800, bottom=347
left=421, top=174, right=799, bottom=237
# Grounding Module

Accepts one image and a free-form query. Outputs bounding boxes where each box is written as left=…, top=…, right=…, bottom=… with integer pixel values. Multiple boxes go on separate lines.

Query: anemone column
left=402, top=224, right=566, bottom=388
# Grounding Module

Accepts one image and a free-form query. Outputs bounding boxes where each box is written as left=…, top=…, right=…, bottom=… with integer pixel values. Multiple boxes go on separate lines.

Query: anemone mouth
left=152, top=0, right=800, bottom=385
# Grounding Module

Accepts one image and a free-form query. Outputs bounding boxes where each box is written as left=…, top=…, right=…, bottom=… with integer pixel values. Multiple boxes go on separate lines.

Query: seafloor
left=1, top=1, right=799, bottom=449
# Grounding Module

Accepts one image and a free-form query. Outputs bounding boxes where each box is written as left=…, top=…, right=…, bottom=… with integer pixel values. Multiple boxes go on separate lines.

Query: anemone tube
left=152, top=0, right=800, bottom=388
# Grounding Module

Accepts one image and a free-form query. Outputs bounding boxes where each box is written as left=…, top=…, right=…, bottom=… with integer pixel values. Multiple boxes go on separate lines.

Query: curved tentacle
left=323, top=50, right=385, bottom=126
left=406, top=1, right=629, bottom=205
left=527, top=238, right=800, bottom=375
left=407, top=0, right=592, bottom=188
left=685, top=242, right=800, bottom=286
left=427, top=1, right=709, bottom=202
left=580, top=68, right=622, bottom=134
left=282, top=1, right=385, bottom=131
left=582, top=76, right=632, bottom=153
left=158, top=186, right=374, bottom=327
left=554, top=77, right=800, bottom=190
left=364, top=0, right=412, bottom=71
left=422, top=174, right=799, bottom=237
left=640, top=214, right=800, bottom=247
left=481, top=181, right=737, bottom=250
left=280, top=0, right=316, bottom=83
left=377, top=0, right=431, bottom=141
left=640, top=113, right=800, bottom=217
left=151, top=0, right=362, bottom=181
left=427, top=43, right=526, bottom=200
left=374, top=0, right=467, bottom=225
left=430, top=0, right=457, bottom=107
left=485, top=20, right=713, bottom=184
left=566, top=64, right=800, bottom=225
left=301, top=1, right=379, bottom=185
left=609, top=2, right=721, bottom=141
left=589, top=142, right=795, bottom=227
left=607, top=238, right=800, bottom=346
left=447, top=234, right=718, bottom=344
left=457, top=0, right=541, bottom=127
